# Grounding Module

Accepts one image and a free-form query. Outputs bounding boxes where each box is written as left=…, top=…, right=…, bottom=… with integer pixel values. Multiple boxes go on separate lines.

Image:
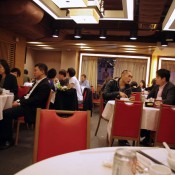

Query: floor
left=0, top=106, right=112, bottom=175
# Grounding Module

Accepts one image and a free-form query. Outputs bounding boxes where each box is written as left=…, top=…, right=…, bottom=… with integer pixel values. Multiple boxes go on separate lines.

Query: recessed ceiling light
left=75, top=43, right=87, bottom=46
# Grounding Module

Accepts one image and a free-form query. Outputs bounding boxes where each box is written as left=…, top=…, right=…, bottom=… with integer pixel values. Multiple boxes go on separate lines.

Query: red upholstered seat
left=18, top=86, right=30, bottom=98
left=33, top=109, right=90, bottom=163
left=130, top=92, right=141, bottom=101
left=155, top=104, right=175, bottom=148
left=109, top=100, right=143, bottom=146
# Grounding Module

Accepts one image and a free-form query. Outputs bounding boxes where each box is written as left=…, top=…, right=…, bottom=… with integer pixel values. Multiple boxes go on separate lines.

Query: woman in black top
left=0, top=59, right=18, bottom=99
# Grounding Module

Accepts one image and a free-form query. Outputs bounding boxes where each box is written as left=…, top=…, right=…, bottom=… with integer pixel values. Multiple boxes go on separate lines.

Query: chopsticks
left=137, top=150, right=175, bottom=173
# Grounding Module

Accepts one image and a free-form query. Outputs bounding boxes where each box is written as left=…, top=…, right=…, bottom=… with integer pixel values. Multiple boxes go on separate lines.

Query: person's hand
left=129, top=96, right=135, bottom=101
left=119, top=92, right=128, bottom=98
left=12, top=101, right=20, bottom=107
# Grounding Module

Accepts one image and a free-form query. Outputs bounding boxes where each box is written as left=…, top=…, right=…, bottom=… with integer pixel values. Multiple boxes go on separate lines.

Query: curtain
left=114, top=58, right=147, bottom=84
left=161, top=60, right=175, bottom=84
left=81, top=56, right=98, bottom=90
left=0, top=41, right=15, bottom=68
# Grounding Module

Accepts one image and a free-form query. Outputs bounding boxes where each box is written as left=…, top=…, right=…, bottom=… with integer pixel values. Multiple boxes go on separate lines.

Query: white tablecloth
left=102, top=100, right=160, bottom=139
left=0, top=94, right=14, bottom=120
left=14, top=147, right=175, bottom=175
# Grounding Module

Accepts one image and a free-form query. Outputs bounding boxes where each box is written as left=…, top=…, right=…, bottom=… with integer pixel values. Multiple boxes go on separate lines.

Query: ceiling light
left=52, top=29, right=59, bottom=37
left=99, top=29, right=106, bottom=39
left=161, top=40, right=168, bottom=47
left=33, top=0, right=66, bottom=19
left=69, top=8, right=100, bottom=24
left=163, top=0, right=175, bottom=31
left=52, top=0, right=88, bottom=8
left=130, top=31, right=137, bottom=40
left=74, top=29, right=82, bottom=39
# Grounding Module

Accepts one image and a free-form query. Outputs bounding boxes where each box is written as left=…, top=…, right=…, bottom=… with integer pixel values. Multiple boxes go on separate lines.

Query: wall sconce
left=52, top=29, right=59, bottom=37
left=161, top=40, right=168, bottom=47
left=130, top=30, right=137, bottom=40
left=99, top=29, right=106, bottom=39
left=74, top=29, right=82, bottom=39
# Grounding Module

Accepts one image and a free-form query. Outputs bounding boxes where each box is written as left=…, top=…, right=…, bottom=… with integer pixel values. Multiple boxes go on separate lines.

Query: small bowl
left=167, top=153, right=175, bottom=171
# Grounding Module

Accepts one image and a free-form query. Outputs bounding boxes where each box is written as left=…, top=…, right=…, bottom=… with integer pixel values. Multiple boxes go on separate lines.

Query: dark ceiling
left=0, top=0, right=174, bottom=43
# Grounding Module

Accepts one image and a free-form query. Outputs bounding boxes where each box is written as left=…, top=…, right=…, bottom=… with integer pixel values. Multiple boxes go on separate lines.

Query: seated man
left=142, top=68, right=175, bottom=146
left=58, top=69, right=69, bottom=86
left=147, top=68, right=175, bottom=105
left=103, top=70, right=133, bottom=146
left=103, top=70, right=132, bottom=103
left=79, top=74, right=90, bottom=88
left=0, top=63, right=51, bottom=149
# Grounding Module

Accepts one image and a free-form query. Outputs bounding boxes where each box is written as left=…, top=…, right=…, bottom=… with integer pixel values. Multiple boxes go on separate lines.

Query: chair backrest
left=130, top=92, right=141, bottom=101
left=111, top=100, right=143, bottom=140
left=155, top=104, right=175, bottom=147
left=33, top=109, right=90, bottom=163
left=45, top=90, right=53, bottom=109
left=82, top=88, right=93, bottom=111
left=18, top=86, right=30, bottom=98
left=54, top=88, right=78, bottom=110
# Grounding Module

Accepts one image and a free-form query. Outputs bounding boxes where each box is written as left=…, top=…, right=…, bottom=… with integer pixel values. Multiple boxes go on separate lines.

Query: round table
left=14, top=147, right=174, bottom=175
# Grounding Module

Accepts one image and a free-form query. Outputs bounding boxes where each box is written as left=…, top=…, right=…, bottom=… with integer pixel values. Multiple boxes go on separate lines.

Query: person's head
left=47, top=68, right=57, bottom=79
left=151, top=78, right=156, bottom=86
left=67, top=67, right=76, bottom=78
left=11, top=68, right=21, bottom=77
left=34, top=63, right=48, bottom=80
left=0, top=59, right=10, bottom=75
left=24, top=69, right=28, bottom=75
left=120, top=70, right=132, bottom=84
left=81, top=74, right=86, bottom=82
left=156, top=68, right=170, bottom=86
left=58, top=69, right=67, bottom=80
left=130, top=81, right=138, bottom=88
left=139, top=80, right=146, bottom=88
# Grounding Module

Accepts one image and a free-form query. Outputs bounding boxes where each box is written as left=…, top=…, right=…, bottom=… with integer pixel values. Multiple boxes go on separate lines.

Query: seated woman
left=0, top=59, right=18, bottom=100
left=139, top=80, right=146, bottom=91
left=67, top=67, right=83, bottom=104
left=145, top=78, right=156, bottom=92
left=130, top=81, right=141, bottom=92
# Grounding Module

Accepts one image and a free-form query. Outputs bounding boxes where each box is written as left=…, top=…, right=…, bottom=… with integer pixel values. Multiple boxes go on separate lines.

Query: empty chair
left=33, top=109, right=90, bottom=163
left=130, top=92, right=141, bottom=101
left=109, top=100, right=143, bottom=146
left=94, top=94, right=107, bottom=136
left=79, top=88, right=93, bottom=112
left=154, top=104, right=175, bottom=148
left=54, top=88, right=78, bottom=111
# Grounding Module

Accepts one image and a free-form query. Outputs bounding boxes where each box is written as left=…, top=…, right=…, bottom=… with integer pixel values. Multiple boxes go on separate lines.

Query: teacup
left=149, top=164, right=171, bottom=175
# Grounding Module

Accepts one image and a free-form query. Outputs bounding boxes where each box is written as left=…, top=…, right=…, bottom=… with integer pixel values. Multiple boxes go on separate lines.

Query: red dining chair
left=94, top=94, right=107, bottom=136
left=18, top=86, right=31, bottom=98
left=15, top=90, right=53, bottom=145
left=33, top=109, right=90, bottom=163
left=109, top=100, right=143, bottom=146
left=130, top=92, right=141, bottom=101
left=154, top=104, right=175, bottom=148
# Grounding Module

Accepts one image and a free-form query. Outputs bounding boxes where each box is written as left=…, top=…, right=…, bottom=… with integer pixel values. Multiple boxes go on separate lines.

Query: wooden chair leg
left=15, top=121, right=21, bottom=145
left=94, top=116, right=102, bottom=136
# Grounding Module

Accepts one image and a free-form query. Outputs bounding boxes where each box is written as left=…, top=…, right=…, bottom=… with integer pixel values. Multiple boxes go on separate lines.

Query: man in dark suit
left=141, top=68, right=175, bottom=146
left=147, top=68, right=175, bottom=105
left=0, top=63, right=51, bottom=149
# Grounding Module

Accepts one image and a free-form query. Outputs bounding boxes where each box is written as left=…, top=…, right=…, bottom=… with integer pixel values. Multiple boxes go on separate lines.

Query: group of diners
left=0, top=58, right=92, bottom=150
left=102, top=68, right=175, bottom=146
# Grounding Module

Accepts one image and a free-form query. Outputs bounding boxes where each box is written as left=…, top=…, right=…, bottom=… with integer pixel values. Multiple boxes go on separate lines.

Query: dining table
left=102, top=100, right=160, bottom=140
left=14, top=147, right=175, bottom=175
left=0, top=93, right=14, bottom=120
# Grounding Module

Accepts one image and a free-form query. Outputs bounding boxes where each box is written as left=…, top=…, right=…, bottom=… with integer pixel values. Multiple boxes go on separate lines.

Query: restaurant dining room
left=1, top=0, right=175, bottom=175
